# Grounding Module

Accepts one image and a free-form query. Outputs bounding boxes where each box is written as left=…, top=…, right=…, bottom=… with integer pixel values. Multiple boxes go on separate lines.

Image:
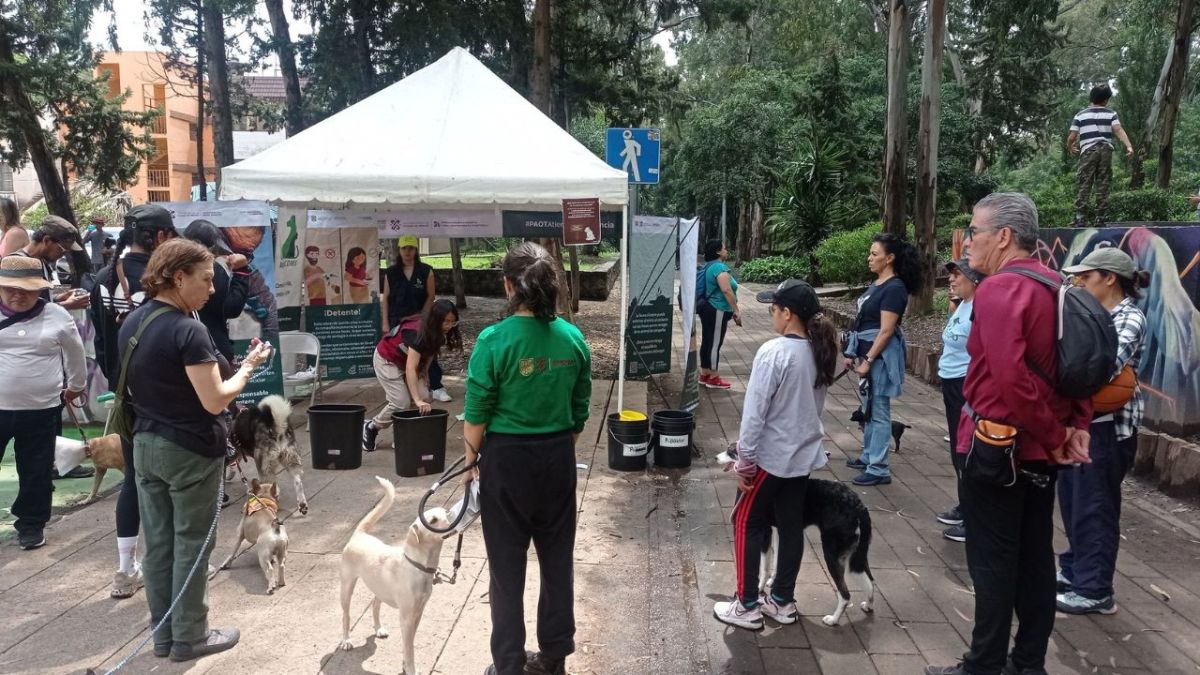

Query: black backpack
left=999, top=267, right=1118, bottom=399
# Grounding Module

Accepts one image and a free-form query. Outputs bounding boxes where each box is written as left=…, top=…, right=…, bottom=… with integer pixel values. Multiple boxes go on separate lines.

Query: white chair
left=279, top=331, right=323, bottom=406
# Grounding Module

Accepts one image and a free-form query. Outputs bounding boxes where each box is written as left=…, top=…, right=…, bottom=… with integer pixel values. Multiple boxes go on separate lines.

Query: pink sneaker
left=704, top=376, right=733, bottom=390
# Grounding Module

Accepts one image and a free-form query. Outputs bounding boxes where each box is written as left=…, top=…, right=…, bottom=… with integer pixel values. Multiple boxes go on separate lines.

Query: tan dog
left=338, top=476, right=450, bottom=675
left=85, top=433, right=125, bottom=503
left=218, top=479, right=289, bottom=594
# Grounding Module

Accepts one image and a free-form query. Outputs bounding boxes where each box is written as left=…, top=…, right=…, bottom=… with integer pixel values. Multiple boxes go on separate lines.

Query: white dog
left=338, top=476, right=450, bottom=675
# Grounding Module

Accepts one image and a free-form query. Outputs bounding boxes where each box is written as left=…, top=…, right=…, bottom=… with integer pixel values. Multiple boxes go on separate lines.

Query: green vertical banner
left=625, top=215, right=677, bottom=378
left=233, top=338, right=286, bottom=405
left=304, top=303, right=381, bottom=379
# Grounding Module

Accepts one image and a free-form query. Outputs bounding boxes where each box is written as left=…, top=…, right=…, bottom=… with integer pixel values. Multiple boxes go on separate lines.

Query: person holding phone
left=119, top=239, right=272, bottom=662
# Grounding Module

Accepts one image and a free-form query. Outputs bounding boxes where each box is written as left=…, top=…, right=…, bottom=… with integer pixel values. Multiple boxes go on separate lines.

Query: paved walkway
left=2, top=291, right=1199, bottom=674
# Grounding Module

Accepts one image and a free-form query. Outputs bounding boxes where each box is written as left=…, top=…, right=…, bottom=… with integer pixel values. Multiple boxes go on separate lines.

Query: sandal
left=111, top=566, right=144, bottom=599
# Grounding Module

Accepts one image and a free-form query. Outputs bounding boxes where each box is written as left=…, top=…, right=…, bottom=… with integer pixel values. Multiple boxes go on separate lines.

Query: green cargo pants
left=134, top=432, right=222, bottom=645
left=1074, top=143, right=1113, bottom=224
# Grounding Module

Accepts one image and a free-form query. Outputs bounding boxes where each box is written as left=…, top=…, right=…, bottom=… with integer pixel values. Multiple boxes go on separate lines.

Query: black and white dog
left=231, top=395, right=309, bottom=516
left=717, top=444, right=876, bottom=626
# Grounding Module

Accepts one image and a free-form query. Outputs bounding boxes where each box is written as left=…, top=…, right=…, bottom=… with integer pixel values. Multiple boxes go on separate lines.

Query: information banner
left=308, top=209, right=501, bottom=238
left=562, top=198, right=602, bottom=246
left=159, top=201, right=272, bottom=229
left=502, top=210, right=623, bottom=240
left=275, top=206, right=306, bottom=332
left=677, top=218, right=702, bottom=413
left=233, top=338, right=285, bottom=405
left=304, top=303, right=381, bottom=380
left=624, top=216, right=677, bottom=378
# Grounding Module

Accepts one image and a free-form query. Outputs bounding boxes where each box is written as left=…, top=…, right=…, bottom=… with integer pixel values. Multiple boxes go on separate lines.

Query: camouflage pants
left=1074, top=144, right=1113, bottom=224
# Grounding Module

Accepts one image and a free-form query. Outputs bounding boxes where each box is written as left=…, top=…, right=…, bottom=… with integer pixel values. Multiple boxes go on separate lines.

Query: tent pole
left=617, top=197, right=630, bottom=413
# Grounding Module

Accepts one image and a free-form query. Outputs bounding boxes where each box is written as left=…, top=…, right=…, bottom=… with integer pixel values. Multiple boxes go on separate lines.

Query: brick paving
left=1, top=287, right=1198, bottom=674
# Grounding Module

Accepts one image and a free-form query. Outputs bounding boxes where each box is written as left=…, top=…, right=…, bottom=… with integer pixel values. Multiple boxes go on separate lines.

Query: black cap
left=755, top=279, right=821, bottom=319
left=183, top=219, right=233, bottom=255
left=124, top=204, right=177, bottom=234
left=944, top=257, right=985, bottom=285
left=37, top=216, right=84, bottom=251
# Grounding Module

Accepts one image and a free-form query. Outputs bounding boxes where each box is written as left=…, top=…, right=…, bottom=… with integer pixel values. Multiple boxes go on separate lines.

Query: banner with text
left=503, top=210, right=623, bottom=240
left=304, top=304, right=382, bottom=380
left=562, top=198, right=602, bottom=246
left=308, top=209, right=501, bottom=238
left=625, top=215, right=678, bottom=378
left=275, top=206, right=306, bottom=332
left=677, top=218, right=702, bottom=413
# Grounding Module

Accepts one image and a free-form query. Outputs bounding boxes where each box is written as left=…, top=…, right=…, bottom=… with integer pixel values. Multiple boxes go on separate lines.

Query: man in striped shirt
left=1067, top=84, right=1133, bottom=226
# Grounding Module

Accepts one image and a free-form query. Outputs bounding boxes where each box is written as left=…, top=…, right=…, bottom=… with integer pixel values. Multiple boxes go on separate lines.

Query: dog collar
left=403, top=553, right=437, bottom=576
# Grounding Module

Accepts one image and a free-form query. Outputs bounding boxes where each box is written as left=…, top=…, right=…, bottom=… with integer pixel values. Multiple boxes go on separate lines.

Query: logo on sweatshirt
left=519, top=357, right=548, bottom=377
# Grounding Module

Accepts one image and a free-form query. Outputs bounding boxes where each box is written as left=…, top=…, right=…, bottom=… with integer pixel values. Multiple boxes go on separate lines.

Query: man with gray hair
left=926, top=193, right=1092, bottom=675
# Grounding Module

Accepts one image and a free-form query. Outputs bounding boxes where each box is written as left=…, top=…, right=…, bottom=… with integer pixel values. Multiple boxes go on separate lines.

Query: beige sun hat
left=0, top=255, right=51, bottom=291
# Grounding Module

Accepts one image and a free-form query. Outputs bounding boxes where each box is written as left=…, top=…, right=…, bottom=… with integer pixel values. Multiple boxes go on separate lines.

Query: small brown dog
left=85, top=434, right=125, bottom=503
left=218, top=479, right=290, bottom=594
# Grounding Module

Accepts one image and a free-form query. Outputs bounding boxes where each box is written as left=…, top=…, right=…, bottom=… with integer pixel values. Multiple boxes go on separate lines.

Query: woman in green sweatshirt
left=465, top=242, right=591, bottom=675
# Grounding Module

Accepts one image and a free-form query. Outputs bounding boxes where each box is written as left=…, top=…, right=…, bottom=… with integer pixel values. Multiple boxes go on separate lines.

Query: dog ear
left=271, top=483, right=279, bottom=497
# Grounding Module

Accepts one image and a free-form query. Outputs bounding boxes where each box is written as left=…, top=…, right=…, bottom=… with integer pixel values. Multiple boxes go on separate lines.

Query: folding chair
left=279, top=331, right=323, bottom=406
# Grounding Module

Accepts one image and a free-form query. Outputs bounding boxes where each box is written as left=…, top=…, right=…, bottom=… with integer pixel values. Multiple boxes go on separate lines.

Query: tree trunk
left=1135, top=0, right=1197, bottom=189
left=882, top=0, right=912, bottom=237
left=196, top=0, right=208, bottom=201
left=914, top=0, right=946, bottom=314
left=736, top=200, right=751, bottom=262
left=264, top=0, right=305, bottom=136
left=349, top=0, right=374, bottom=97
left=0, top=22, right=75, bottom=223
left=748, top=201, right=765, bottom=261
left=448, top=238, right=467, bottom=309
left=529, top=0, right=552, bottom=113
left=202, top=0, right=235, bottom=187
left=1155, top=0, right=1197, bottom=188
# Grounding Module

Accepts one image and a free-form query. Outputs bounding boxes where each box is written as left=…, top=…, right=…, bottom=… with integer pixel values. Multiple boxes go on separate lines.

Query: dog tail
left=355, top=476, right=396, bottom=534
left=849, top=505, right=873, bottom=577
left=258, top=395, right=293, bottom=437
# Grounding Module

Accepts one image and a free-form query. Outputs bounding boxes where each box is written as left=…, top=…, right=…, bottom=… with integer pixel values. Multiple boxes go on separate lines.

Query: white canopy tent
left=219, top=46, right=634, bottom=406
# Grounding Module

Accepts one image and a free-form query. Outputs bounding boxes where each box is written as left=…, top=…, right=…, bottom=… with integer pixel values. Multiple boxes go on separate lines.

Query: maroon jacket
left=956, top=256, right=1092, bottom=462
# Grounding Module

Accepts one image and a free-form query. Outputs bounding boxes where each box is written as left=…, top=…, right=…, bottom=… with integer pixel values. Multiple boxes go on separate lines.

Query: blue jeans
left=858, top=368, right=892, bottom=477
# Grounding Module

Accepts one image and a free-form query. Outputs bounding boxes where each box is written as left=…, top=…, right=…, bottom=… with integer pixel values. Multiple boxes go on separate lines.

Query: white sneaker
left=759, top=594, right=798, bottom=625
left=430, top=388, right=452, bottom=403
left=713, top=599, right=763, bottom=630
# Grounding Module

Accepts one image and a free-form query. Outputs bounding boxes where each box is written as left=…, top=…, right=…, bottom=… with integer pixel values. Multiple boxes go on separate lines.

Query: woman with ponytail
left=843, top=232, right=922, bottom=486
left=1056, top=247, right=1148, bottom=615
left=464, top=242, right=591, bottom=675
left=714, top=279, right=841, bottom=630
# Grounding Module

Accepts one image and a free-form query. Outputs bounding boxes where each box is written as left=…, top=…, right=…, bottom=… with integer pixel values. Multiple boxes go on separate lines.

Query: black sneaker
left=362, top=420, right=379, bottom=452
left=169, top=628, right=240, bottom=662
left=153, top=641, right=172, bottom=658
left=845, top=458, right=867, bottom=470
left=524, top=651, right=566, bottom=675
left=52, top=465, right=95, bottom=480
left=943, top=525, right=966, bottom=543
left=925, top=665, right=968, bottom=675
left=936, top=506, right=963, bottom=526
left=1003, top=661, right=1048, bottom=675
left=18, top=532, right=46, bottom=550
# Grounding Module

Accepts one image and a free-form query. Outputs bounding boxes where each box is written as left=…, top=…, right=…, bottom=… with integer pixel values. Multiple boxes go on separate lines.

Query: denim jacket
left=845, top=327, right=906, bottom=398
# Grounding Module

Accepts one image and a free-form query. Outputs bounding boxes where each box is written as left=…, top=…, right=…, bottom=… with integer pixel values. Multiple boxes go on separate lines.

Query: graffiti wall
left=1038, top=226, right=1200, bottom=436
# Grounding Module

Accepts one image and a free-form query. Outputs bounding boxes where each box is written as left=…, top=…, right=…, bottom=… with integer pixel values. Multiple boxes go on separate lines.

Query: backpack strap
left=995, top=266, right=1062, bottom=290
left=994, top=266, right=1063, bottom=388
left=114, top=306, right=174, bottom=405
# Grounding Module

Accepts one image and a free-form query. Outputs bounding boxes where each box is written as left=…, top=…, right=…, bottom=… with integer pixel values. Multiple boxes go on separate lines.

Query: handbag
left=109, top=306, right=174, bottom=442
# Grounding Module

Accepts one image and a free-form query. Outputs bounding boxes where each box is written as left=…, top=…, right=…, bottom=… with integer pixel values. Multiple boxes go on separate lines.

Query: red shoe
left=699, top=374, right=713, bottom=385
left=705, top=376, right=733, bottom=390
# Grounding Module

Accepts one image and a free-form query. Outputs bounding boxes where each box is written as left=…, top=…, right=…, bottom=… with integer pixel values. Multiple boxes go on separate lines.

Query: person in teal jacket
left=697, top=239, right=741, bottom=389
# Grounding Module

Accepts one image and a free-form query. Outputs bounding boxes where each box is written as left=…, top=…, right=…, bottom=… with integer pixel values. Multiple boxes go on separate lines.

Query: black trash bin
left=651, top=409, right=695, bottom=468
left=308, top=404, right=365, bottom=470
left=392, top=409, right=449, bottom=477
left=606, top=412, right=649, bottom=471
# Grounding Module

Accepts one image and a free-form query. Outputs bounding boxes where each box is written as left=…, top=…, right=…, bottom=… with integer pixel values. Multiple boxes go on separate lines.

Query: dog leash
left=64, top=400, right=91, bottom=448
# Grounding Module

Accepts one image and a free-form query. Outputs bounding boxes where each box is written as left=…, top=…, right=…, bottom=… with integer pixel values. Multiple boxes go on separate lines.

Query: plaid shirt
left=1110, top=298, right=1147, bottom=440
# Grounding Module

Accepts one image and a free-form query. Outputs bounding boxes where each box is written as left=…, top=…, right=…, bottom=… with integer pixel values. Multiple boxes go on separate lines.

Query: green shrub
left=738, top=255, right=812, bottom=283
left=813, top=221, right=882, bottom=285
left=1107, top=188, right=1186, bottom=222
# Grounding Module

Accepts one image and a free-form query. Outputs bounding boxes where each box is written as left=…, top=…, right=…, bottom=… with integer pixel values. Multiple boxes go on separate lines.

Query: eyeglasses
left=964, top=225, right=1000, bottom=240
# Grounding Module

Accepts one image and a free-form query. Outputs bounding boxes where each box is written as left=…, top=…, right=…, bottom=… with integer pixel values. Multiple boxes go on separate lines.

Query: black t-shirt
left=853, top=277, right=908, bottom=353
left=119, top=300, right=226, bottom=457
left=91, top=252, right=151, bottom=381
left=385, top=262, right=433, bottom=325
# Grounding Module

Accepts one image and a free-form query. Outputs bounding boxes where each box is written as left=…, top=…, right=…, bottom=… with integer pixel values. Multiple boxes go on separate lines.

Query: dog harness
left=245, top=494, right=279, bottom=518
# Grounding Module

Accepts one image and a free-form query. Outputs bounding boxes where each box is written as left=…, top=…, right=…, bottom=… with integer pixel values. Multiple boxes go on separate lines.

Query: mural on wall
left=1038, top=226, right=1200, bottom=436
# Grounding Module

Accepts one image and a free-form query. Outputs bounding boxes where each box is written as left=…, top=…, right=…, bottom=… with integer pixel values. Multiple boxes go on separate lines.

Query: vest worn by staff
left=386, top=263, right=430, bottom=323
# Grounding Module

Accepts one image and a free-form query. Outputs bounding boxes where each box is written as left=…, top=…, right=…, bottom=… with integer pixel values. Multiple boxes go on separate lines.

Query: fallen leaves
left=1149, top=583, right=1172, bottom=602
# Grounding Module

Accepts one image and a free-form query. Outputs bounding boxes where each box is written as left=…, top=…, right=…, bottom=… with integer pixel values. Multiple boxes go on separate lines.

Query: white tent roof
left=220, top=48, right=628, bottom=207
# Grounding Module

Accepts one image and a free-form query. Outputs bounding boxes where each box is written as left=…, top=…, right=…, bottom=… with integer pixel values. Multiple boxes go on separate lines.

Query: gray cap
left=1063, top=247, right=1137, bottom=280
left=37, top=216, right=84, bottom=251
left=944, top=257, right=985, bottom=285
left=183, top=219, right=233, bottom=255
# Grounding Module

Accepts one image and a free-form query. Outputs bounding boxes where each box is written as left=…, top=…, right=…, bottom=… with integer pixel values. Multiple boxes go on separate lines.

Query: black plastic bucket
left=308, top=404, right=365, bottom=470
left=651, top=410, right=694, bottom=468
left=607, top=412, right=650, bottom=471
left=392, top=409, right=449, bottom=477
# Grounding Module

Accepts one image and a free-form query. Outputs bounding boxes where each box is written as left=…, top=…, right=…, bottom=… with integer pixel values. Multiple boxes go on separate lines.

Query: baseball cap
left=944, top=257, right=985, bottom=285
left=1063, top=247, right=1137, bottom=280
left=397, top=234, right=419, bottom=249
left=124, top=204, right=177, bottom=235
left=37, top=216, right=84, bottom=251
left=183, top=219, right=233, bottom=255
left=755, top=279, right=821, bottom=319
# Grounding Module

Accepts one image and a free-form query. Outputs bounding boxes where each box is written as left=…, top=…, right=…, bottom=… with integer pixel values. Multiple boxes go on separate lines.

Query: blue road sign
left=606, top=128, right=661, bottom=185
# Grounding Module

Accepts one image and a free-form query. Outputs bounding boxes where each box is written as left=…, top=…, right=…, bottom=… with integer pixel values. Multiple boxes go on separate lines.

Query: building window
left=98, top=64, right=121, bottom=99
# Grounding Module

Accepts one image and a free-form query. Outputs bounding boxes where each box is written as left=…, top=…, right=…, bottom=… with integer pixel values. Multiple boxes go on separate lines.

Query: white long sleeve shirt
left=737, top=335, right=829, bottom=478
left=0, top=302, right=87, bottom=410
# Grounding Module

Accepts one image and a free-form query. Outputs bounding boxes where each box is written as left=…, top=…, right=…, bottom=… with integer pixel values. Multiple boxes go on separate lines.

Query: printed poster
left=304, top=304, right=382, bottom=380
left=624, top=215, right=677, bottom=378
left=677, top=218, right=702, bottom=413
left=307, top=209, right=501, bottom=238
left=275, top=206, right=306, bottom=332
left=301, top=223, right=382, bottom=380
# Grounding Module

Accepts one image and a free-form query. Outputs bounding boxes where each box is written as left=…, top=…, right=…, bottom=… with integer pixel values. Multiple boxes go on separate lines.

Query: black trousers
left=429, top=358, right=443, bottom=391
left=732, top=471, right=808, bottom=605
left=0, top=407, right=60, bottom=537
left=961, top=465, right=1057, bottom=675
left=698, top=302, right=732, bottom=370
left=941, top=377, right=966, bottom=506
left=115, top=438, right=139, bottom=538
left=480, top=431, right=577, bottom=675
